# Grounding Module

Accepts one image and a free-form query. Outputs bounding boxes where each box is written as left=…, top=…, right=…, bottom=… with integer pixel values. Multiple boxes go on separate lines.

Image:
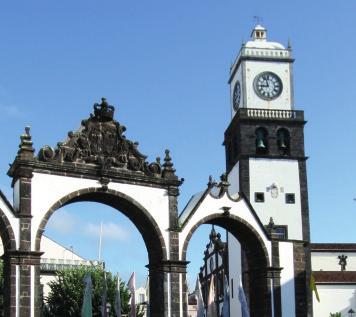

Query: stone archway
left=7, top=99, right=184, bottom=317
left=182, top=213, right=272, bottom=317
left=35, top=187, right=168, bottom=262
left=34, top=187, right=168, bottom=316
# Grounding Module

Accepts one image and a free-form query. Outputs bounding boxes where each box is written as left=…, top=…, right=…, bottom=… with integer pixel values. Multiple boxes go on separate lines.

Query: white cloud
left=46, top=209, right=78, bottom=235
left=84, top=222, right=130, bottom=242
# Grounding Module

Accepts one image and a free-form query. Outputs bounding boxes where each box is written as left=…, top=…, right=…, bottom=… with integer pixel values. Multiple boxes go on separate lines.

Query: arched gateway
left=1, top=97, right=310, bottom=317
left=5, top=99, right=185, bottom=317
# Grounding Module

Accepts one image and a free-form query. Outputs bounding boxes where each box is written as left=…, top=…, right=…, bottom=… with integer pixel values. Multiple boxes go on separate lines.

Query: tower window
left=255, top=192, right=265, bottom=203
left=255, top=127, right=268, bottom=154
left=277, top=128, right=290, bottom=155
left=285, top=193, right=295, bottom=204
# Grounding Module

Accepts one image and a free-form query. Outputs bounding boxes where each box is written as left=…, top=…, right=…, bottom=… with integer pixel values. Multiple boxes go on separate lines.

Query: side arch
left=35, top=187, right=168, bottom=263
left=0, top=207, right=16, bottom=251
left=182, top=213, right=272, bottom=317
left=181, top=213, right=270, bottom=266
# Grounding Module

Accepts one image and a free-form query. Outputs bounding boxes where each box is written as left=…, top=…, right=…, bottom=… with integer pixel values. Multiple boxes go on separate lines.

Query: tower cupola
left=251, top=25, right=267, bottom=41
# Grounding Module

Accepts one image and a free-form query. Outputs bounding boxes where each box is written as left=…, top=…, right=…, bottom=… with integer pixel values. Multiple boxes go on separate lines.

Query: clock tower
left=229, top=25, right=294, bottom=116
left=225, top=25, right=312, bottom=316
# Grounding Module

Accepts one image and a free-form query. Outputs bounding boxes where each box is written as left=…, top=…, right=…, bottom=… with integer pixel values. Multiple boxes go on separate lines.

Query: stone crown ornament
left=33, top=98, right=177, bottom=179
left=93, top=98, right=115, bottom=121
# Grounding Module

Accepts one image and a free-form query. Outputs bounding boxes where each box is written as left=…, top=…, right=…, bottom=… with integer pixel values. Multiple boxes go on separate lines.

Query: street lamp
left=348, top=308, right=355, bottom=317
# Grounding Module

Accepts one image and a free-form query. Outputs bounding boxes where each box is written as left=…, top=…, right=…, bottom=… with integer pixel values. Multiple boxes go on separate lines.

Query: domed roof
left=245, top=25, right=285, bottom=50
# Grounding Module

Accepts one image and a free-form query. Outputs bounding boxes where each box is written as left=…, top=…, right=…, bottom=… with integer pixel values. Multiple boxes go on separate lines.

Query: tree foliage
left=43, top=266, right=143, bottom=317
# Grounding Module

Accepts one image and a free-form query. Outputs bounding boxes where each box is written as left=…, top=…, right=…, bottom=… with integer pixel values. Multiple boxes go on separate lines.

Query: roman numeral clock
left=254, top=71, right=283, bottom=100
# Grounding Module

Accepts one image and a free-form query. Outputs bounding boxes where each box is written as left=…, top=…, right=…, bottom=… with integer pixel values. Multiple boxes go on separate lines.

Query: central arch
left=182, top=213, right=272, bottom=317
left=35, top=187, right=168, bottom=316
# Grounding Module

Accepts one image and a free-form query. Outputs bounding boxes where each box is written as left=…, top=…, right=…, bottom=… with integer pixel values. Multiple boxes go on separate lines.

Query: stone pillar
left=246, top=267, right=272, bottom=317
left=167, top=185, right=181, bottom=317
left=6, top=127, right=37, bottom=316
left=164, top=260, right=189, bottom=317
left=293, top=242, right=312, bottom=317
left=147, top=263, right=167, bottom=317
left=269, top=230, right=282, bottom=317
left=2, top=251, right=42, bottom=317
left=2, top=252, right=17, bottom=317
left=267, top=266, right=282, bottom=317
left=147, top=260, right=189, bottom=317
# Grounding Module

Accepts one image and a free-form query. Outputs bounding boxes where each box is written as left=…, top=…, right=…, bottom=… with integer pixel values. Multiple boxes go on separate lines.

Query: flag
left=100, top=272, right=108, bottom=317
left=127, top=272, right=136, bottom=317
left=206, top=275, right=217, bottom=317
left=221, top=275, right=229, bottom=317
left=238, top=283, right=250, bottom=317
left=310, top=273, right=320, bottom=302
left=195, top=277, right=204, bottom=317
left=81, top=273, right=93, bottom=317
left=114, top=274, right=122, bottom=317
left=145, top=276, right=150, bottom=317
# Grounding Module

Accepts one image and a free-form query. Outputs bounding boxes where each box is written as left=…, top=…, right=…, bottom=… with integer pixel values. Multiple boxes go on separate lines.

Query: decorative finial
left=268, top=217, right=275, bottom=229
left=217, top=173, right=230, bottom=197
left=207, top=175, right=217, bottom=188
left=210, top=226, right=217, bottom=240
left=287, top=38, right=292, bottom=49
left=162, top=149, right=177, bottom=180
left=17, top=126, right=35, bottom=160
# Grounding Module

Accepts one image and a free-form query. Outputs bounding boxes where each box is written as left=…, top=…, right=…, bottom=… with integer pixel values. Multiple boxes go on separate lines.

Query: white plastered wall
left=312, top=252, right=356, bottom=271
left=227, top=233, right=242, bottom=317
left=40, top=235, right=85, bottom=260
left=30, top=172, right=170, bottom=254
left=227, top=163, right=239, bottom=197
left=244, top=60, right=292, bottom=110
left=313, top=285, right=356, bottom=317
left=279, top=241, right=296, bottom=316
left=249, top=158, right=303, bottom=240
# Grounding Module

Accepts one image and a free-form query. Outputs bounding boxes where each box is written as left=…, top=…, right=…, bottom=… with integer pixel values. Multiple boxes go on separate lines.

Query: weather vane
left=253, top=16, right=263, bottom=25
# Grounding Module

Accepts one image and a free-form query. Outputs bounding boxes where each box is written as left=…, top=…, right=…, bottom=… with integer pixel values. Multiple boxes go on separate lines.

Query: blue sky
left=0, top=1, right=355, bottom=289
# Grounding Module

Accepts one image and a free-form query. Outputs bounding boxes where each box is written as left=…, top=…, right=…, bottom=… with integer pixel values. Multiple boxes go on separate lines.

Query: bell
left=257, top=139, right=266, bottom=149
left=279, top=138, right=287, bottom=149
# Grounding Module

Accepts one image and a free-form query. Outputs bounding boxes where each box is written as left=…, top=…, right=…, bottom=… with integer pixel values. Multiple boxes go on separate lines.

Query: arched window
left=255, top=127, right=268, bottom=154
left=277, top=128, right=290, bottom=155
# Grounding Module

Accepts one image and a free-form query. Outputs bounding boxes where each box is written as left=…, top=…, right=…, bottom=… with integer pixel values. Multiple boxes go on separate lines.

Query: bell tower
left=224, top=26, right=312, bottom=316
left=224, top=25, right=309, bottom=242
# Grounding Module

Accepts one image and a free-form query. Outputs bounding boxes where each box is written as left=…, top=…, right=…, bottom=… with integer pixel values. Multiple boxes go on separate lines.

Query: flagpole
left=98, top=221, right=103, bottom=262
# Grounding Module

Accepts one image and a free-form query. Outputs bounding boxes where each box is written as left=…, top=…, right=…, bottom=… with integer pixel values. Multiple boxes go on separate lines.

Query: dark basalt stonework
left=37, top=98, right=163, bottom=176
left=8, top=99, right=182, bottom=189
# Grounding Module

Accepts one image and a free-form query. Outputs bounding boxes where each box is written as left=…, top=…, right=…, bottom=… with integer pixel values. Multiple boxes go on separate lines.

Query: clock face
left=233, top=80, right=241, bottom=110
left=253, top=72, right=283, bottom=100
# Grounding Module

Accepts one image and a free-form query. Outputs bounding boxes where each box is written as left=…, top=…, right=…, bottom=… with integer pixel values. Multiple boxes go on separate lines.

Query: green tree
left=43, top=266, right=144, bottom=317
